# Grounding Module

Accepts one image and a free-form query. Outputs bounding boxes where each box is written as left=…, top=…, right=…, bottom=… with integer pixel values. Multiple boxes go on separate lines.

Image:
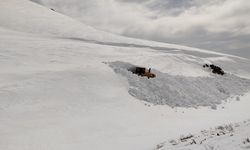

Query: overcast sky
left=33, top=0, right=250, bottom=58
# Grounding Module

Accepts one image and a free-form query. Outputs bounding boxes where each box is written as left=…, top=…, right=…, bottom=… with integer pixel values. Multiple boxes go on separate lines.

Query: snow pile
left=156, top=120, right=250, bottom=150
left=109, top=61, right=250, bottom=108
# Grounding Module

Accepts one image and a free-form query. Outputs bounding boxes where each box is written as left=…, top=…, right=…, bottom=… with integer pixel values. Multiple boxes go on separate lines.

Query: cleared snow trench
left=109, top=61, right=250, bottom=108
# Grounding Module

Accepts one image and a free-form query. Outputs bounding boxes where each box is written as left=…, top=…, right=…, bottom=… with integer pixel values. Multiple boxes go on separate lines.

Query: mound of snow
left=109, top=61, right=250, bottom=108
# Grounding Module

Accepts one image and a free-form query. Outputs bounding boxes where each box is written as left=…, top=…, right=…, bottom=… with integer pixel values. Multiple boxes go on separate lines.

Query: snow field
left=0, top=1, right=250, bottom=150
left=1, top=28, right=250, bottom=150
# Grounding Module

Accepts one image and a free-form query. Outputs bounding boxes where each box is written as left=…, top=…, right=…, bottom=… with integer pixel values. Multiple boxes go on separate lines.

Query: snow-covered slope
left=0, top=1, right=250, bottom=150
left=0, top=0, right=110, bottom=40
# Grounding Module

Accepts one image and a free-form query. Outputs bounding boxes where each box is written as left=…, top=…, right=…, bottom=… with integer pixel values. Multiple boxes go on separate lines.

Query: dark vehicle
left=203, top=64, right=225, bottom=75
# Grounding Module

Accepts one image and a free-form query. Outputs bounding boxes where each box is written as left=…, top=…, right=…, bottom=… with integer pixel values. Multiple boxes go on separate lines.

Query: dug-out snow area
left=109, top=61, right=250, bottom=108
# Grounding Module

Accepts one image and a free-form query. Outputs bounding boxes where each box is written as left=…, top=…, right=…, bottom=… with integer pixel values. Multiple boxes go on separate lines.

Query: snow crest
left=156, top=120, right=250, bottom=150
left=109, top=61, right=250, bottom=108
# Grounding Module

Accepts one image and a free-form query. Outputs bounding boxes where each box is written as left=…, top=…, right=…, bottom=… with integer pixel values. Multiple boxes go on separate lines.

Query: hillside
left=0, top=1, right=250, bottom=150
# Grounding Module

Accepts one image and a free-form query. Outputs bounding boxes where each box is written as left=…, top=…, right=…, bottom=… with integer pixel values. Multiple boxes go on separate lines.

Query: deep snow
left=0, top=1, right=250, bottom=150
left=109, top=61, right=250, bottom=107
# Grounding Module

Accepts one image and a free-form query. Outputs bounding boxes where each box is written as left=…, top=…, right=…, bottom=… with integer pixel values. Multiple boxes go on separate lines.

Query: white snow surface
left=109, top=61, right=250, bottom=107
left=0, top=1, right=250, bottom=150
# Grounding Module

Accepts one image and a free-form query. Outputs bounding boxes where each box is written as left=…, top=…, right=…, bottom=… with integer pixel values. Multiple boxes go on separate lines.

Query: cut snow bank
left=109, top=61, right=250, bottom=108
